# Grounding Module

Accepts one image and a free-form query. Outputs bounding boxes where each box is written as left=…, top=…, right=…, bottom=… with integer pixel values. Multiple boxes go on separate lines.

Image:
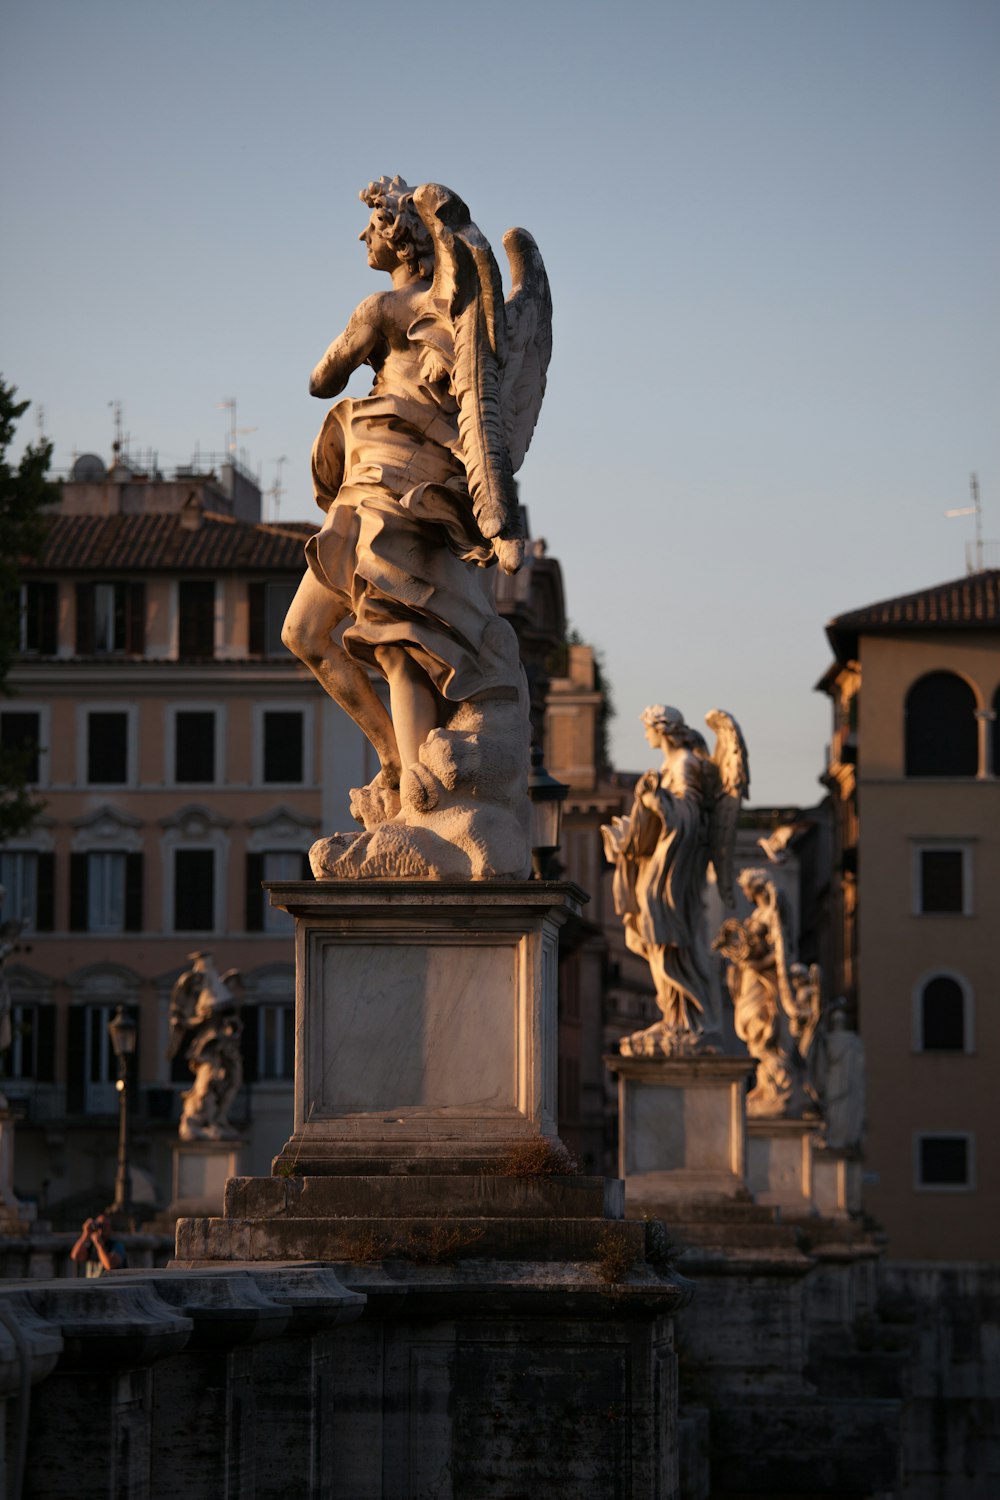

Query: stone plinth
left=169, top=1139, right=245, bottom=1217
left=263, top=880, right=581, bottom=1173
left=811, top=1142, right=863, bottom=1218
left=607, top=1054, right=752, bottom=1207
left=746, top=1117, right=822, bottom=1213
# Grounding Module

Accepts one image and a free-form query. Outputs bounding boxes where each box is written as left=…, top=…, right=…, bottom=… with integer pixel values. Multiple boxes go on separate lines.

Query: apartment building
left=819, top=569, right=1000, bottom=1258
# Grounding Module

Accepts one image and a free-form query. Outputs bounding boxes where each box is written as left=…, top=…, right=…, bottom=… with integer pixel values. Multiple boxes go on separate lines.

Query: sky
left=2, top=0, right=997, bottom=806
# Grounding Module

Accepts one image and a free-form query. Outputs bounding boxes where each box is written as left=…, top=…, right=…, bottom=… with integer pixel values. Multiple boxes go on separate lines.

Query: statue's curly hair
left=640, top=704, right=706, bottom=753
left=359, top=175, right=434, bottom=280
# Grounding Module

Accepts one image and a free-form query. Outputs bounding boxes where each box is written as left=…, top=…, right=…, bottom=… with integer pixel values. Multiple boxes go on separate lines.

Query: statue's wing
left=167, top=972, right=198, bottom=1060
left=704, top=709, right=750, bottom=908
left=413, top=183, right=520, bottom=549
left=499, top=229, right=552, bottom=473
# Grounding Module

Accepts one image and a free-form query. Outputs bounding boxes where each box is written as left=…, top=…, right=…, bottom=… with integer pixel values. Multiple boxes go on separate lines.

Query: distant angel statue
left=601, top=705, right=749, bottom=1056
left=168, top=952, right=244, bottom=1142
left=282, top=176, right=552, bottom=880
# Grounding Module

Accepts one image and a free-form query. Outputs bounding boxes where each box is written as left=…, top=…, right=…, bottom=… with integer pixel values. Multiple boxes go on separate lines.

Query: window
left=19, top=581, right=58, bottom=655
left=5, top=1003, right=56, bottom=1081
left=178, top=580, right=216, bottom=657
left=904, top=672, right=977, bottom=777
left=256, top=1003, right=295, bottom=1080
left=916, top=1133, right=974, bottom=1190
left=245, top=850, right=306, bottom=932
left=174, top=849, right=215, bottom=931
left=919, top=975, right=968, bottom=1051
left=67, top=1003, right=139, bottom=1114
left=917, top=848, right=967, bottom=914
left=69, top=852, right=143, bottom=933
left=248, top=581, right=297, bottom=656
left=87, top=711, right=129, bottom=784
left=1, top=710, right=41, bottom=782
left=263, top=711, right=304, bottom=783
left=993, top=684, right=1000, bottom=777
left=76, top=582, right=145, bottom=656
left=175, top=711, right=216, bottom=783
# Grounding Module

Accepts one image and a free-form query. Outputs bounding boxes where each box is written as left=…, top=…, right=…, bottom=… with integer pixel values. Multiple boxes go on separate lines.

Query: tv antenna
left=267, top=455, right=287, bottom=523
left=217, top=398, right=257, bottom=461
left=108, top=399, right=126, bottom=461
left=944, top=473, right=983, bottom=575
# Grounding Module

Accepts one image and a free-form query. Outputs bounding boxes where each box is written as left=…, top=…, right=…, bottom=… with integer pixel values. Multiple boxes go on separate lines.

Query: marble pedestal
left=811, top=1143, right=863, bottom=1218
left=169, top=1139, right=244, bottom=1217
left=746, top=1117, right=822, bottom=1213
left=264, top=880, right=581, bottom=1173
left=607, top=1055, right=753, bottom=1208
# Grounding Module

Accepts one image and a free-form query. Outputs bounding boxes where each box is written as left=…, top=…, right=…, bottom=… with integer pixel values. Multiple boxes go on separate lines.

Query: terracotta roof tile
left=826, top=570, right=1000, bottom=662
left=25, top=511, right=315, bottom=574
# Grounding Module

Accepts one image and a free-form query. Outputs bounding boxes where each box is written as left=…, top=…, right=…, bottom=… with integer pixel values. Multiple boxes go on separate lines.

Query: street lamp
left=527, top=743, right=569, bottom=880
left=107, top=1004, right=137, bottom=1219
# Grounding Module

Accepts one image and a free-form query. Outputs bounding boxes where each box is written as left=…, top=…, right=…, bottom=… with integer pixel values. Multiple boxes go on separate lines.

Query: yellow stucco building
left=819, top=569, right=1000, bottom=1260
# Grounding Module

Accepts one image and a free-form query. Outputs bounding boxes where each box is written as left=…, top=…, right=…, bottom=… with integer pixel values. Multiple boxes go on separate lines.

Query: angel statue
left=282, top=175, right=552, bottom=880
left=713, top=870, right=819, bottom=1118
left=167, top=952, right=244, bottom=1143
left=600, top=705, right=749, bottom=1057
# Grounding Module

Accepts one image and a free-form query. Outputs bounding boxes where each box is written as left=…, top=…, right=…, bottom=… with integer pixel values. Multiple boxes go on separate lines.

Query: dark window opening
left=75, top=582, right=145, bottom=656
left=921, top=976, right=966, bottom=1050
left=21, top=582, right=58, bottom=655
left=1, top=710, right=41, bottom=782
left=178, top=580, right=216, bottom=658
left=174, top=849, right=215, bottom=931
left=87, top=712, right=128, bottom=783
left=920, top=850, right=964, bottom=914
left=919, top=1136, right=969, bottom=1186
left=175, top=711, right=216, bottom=783
left=248, top=581, right=297, bottom=656
left=904, top=672, right=977, bottom=777
left=263, top=712, right=304, bottom=783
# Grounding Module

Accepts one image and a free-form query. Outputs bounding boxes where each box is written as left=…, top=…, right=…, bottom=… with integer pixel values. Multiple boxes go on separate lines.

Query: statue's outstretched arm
left=309, top=297, right=387, bottom=398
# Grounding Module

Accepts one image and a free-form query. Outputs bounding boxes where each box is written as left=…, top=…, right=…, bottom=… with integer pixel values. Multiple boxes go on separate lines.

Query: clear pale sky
left=3, top=0, right=997, bottom=805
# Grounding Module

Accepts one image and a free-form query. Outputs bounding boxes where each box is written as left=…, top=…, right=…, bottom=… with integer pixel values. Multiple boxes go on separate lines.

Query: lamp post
left=527, top=743, right=569, bottom=880
left=107, top=1004, right=137, bottom=1218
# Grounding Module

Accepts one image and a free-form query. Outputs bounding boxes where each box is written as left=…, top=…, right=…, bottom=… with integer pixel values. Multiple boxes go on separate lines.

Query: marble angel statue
left=713, top=870, right=819, bottom=1118
left=282, top=176, right=552, bottom=880
left=601, top=705, right=749, bottom=1057
left=168, top=952, right=244, bottom=1142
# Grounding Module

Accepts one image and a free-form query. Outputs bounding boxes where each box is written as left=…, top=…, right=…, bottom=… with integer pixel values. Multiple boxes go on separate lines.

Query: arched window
left=919, top=974, right=968, bottom=1052
left=904, top=672, right=977, bottom=777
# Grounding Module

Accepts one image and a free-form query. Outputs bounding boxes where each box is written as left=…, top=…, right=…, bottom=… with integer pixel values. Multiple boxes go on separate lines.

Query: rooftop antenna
left=267, top=455, right=287, bottom=523
left=108, top=400, right=124, bottom=462
left=217, top=398, right=257, bottom=463
left=944, top=472, right=983, bottom=575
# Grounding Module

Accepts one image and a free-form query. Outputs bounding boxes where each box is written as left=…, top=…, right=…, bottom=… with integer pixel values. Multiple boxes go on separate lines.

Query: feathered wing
left=704, top=708, right=750, bottom=907
left=500, top=228, right=552, bottom=472
left=412, top=184, right=519, bottom=547
left=167, top=971, right=199, bottom=1060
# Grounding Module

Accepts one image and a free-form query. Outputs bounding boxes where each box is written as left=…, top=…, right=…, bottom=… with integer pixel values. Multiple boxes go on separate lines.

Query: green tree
left=0, top=378, right=59, bottom=838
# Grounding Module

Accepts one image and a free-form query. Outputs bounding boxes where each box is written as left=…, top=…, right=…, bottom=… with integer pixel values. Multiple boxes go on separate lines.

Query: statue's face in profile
left=360, top=213, right=397, bottom=273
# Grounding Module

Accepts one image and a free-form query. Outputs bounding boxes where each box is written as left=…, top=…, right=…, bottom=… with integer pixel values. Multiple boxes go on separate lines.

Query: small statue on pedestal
left=813, top=1000, right=866, bottom=1150
left=713, top=869, right=820, bottom=1118
left=282, top=176, right=552, bottom=880
left=601, top=705, right=749, bottom=1057
left=168, top=952, right=244, bottom=1142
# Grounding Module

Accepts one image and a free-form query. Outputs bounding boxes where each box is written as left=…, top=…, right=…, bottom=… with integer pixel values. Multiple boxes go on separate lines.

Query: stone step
left=270, top=1140, right=577, bottom=1176
left=176, top=1214, right=649, bottom=1266
left=227, top=1174, right=621, bottom=1221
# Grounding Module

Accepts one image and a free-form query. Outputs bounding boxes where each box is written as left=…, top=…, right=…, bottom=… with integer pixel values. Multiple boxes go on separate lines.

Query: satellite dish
left=71, top=453, right=107, bottom=482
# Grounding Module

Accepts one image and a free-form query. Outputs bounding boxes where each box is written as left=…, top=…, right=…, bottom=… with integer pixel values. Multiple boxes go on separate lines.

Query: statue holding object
left=601, top=705, right=749, bottom=1057
left=168, top=952, right=244, bottom=1142
left=713, top=869, right=820, bottom=1118
left=282, top=176, right=552, bottom=881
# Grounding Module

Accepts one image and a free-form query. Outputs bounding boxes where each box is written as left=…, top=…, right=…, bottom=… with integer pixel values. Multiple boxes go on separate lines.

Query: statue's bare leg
left=373, top=644, right=439, bottom=772
left=282, top=570, right=402, bottom=786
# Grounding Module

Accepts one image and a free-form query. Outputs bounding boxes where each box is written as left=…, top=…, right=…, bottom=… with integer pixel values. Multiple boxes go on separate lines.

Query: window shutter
left=75, top=583, right=95, bottom=655
left=300, top=852, right=312, bottom=880
left=66, top=1007, right=87, bottom=1112
left=36, top=852, right=55, bottom=931
left=69, top=853, right=89, bottom=931
left=245, top=853, right=264, bottom=932
left=241, top=1005, right=259, bottom=1084
left=37, top=582, right=58, bottom=655
left=125, top=853, right=144, bottom=932
left=247, top=582, right=265, bottom=655
left=35, top=1003, right=56, bottom=1082
left=126, top=1003, right=140, bottom=1097
left=126, top=582, right=146, bottom=656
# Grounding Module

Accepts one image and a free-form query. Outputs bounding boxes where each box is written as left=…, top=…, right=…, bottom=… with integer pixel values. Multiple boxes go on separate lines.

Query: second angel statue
left=283, top=176, right=551, bottom=881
